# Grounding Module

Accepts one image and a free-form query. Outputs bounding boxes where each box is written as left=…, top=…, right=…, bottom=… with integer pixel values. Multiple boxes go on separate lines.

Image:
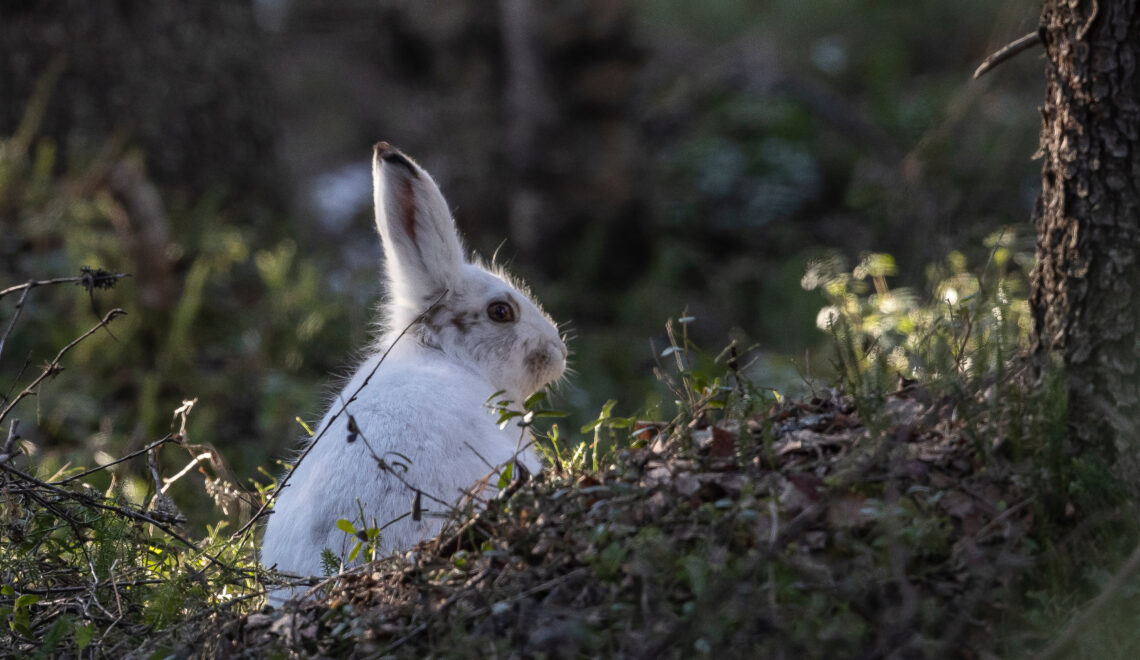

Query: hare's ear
left=372, top=142, right=465, bottom=303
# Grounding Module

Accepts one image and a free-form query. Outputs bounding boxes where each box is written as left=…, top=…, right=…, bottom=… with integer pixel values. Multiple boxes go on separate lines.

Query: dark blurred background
left=0, top=0, right=1043, bottom=505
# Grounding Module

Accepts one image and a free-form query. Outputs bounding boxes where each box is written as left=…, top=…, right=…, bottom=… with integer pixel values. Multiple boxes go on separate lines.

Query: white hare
left=260, top=143, right=567, bottom=600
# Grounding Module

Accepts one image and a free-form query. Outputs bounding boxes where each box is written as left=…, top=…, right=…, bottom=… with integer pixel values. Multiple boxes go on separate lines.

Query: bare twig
left=234, top=290, right=448, bottom=538
left=52, top=436, right=180, bottom=486
left=0, top=459, right=200, bottom=550
left=436, top=460, right=532, bottom=558
left=146, top=443, right=164, bottom=497
left=0, top=308, right=127, bottom=426
left=16, top=579, right=165, bottom=595
left=0, top=419, right=20, bottom=464
left=161, top=452, right=213, bottom=494
left=0, top=286, right=32, bottom=366
left=973, top=31, right=1042, bottom=80
left=172, top=398, right=195, bottom=437
left=0, top=272, right=129, bottom=300
left=1077, top=0, right=1099, bottom=41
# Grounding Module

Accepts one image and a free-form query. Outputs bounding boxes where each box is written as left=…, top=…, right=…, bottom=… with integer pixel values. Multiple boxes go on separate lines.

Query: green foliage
left=0, top=453, right=265, bottom=657
left=0, top=79, right=360, bottom=529
left=333, top=511, right=383, bottom=567
left=802, top=228, right=1033, bottom=394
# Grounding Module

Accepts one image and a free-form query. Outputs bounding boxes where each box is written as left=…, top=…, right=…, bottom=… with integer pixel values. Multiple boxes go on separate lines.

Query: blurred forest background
left=1, top=0, right=1044, bottom=517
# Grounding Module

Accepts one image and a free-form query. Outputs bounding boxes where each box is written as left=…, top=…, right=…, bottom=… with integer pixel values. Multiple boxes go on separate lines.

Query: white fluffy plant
left=260, top=143, right=568, bottom=603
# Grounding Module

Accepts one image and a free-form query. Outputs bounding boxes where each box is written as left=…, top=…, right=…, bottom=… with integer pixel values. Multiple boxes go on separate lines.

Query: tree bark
left=1030, top=0, right=1140, bottom=453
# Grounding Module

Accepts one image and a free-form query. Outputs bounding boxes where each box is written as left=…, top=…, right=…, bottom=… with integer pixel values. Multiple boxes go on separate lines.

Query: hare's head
left=371, top=143, right=568, bottom=402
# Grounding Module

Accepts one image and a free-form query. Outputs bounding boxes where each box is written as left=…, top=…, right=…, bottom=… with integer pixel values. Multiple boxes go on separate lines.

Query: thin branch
left=234, top=290, right=448, bottom=538
left=973, top=31, right=1042, bottom=80
left=0, top=308, right=126, bottom=426
left=0, top=459, right=201, bottom=551
left=160, top=452, right=213, bottom=494
left=0, top=285, right=32, bottom=365
left=0, top=419, right=20, bottom=464
left=1077, top=0, right=1099, bottom=41
left=0, top=458, right=249, bottom=577
left=0, top=272, right=129, bottom=300
left=14, top=579, right=165, bottom=595
left=52, top=435, right=179, bottom=485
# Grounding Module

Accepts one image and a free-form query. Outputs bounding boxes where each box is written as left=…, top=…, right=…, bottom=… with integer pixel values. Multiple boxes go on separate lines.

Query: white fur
left=260, top=144, right=566, bottom=604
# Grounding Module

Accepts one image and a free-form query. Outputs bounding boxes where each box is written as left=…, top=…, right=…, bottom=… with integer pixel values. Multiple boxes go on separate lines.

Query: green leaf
left=523, top=390, right=546, bottom=409
left=320, top=548, right=339, bottom=576
left=497, top=463, right=514, bottom=489
left=33, top=615, right=71, bottom=660
left=534, top=409, right=568, bottom=418
left=74, top=623, right=95, bottom=650
left=0, top=585, right=13, bottom=596
left=335, top=519, right=356, bottom=535
left=14, top=594, right=40, bottom=610
left=498, top=410, right=523, bottom=429
left=348, top=541, right=361, bottom=562
left=581, top=400, right=619, bottom=433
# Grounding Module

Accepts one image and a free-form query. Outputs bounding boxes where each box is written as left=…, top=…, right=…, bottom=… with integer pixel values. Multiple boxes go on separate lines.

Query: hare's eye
left=487, top=302, right=515, bottom=323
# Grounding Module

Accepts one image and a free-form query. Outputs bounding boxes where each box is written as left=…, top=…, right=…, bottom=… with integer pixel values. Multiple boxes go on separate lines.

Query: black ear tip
left=373, top=142, right=418, bottom=176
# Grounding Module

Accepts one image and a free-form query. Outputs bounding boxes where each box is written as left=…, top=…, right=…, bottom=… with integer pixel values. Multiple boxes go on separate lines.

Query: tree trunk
left=1029, top=0, right=1140, bottom=454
